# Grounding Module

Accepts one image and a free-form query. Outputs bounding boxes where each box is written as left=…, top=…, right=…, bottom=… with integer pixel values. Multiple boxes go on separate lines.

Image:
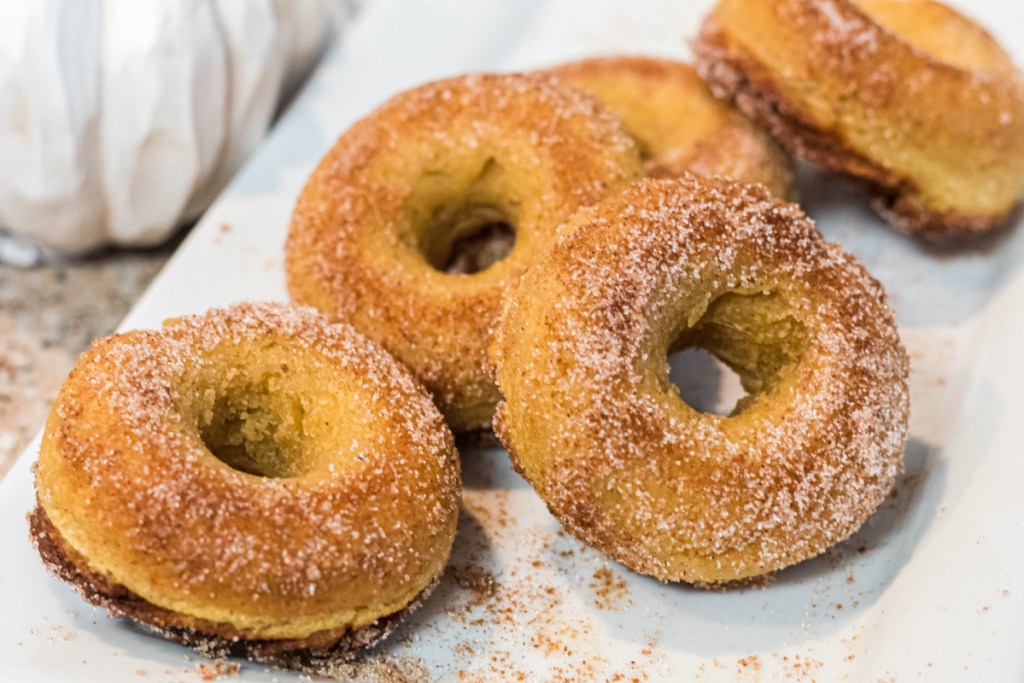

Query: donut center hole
left=199, top=379, right=309, bottom=479
left=627, top=131, right=655, bottom=164
left=667, top=347, right=747, bottom=416
left=424, top=204, right=516, bottom=275
left=664, top=291, right=807, bottom=417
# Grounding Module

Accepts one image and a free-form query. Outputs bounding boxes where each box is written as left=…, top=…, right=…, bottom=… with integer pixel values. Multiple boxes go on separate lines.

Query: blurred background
left=0, top=0, right=361, bottom=476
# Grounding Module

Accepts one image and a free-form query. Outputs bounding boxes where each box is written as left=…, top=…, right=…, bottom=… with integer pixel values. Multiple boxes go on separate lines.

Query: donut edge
left=537, top=56, right=798, bottom=201
left=28, top=504, right=438, bottom=676
left=693, top=19, right=1016, bottom=241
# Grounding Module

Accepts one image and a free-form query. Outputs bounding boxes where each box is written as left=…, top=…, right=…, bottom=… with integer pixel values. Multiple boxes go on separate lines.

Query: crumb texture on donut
left=544, top=56, right=795, bottom=199
left=492, top=177, right=909, bottom=584
left=286, top=73, right=643, bottom=431
left=695, top=0, right=1024, bottom=238
left=34, top=302, right=461, bottom=645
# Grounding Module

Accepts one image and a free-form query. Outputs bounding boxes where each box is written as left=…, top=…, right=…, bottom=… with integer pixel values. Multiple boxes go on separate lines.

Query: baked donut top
left=36, top=302, right=460, bottom=637
left=71, top=302, right=453, bottom=476
left=286, top=72, right=643, bottom=429
left=493, top=177, right=909, bottom=579
left=288, top=72, right=641, bottom=292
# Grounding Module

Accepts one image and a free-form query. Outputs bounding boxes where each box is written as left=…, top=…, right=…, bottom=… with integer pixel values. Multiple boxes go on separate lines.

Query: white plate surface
left=3, top=0, right=1024, bottom=680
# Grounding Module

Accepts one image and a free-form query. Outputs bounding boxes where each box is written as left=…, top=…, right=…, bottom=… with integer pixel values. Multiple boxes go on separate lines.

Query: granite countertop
left=0, top=242, right=180, bottom=478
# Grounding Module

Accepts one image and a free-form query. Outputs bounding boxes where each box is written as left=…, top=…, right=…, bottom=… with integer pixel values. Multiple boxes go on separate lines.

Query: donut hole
left=198, top=374, right=310, bottom=479
left=407, top=157, right=520, bottom=275
left=665, top=291, right=807, bottom=417
left=667, top=347, right=747, bottom=416
left=627, top=131, right=656, bottom=165
left=427, top=204, right=516, bottom=275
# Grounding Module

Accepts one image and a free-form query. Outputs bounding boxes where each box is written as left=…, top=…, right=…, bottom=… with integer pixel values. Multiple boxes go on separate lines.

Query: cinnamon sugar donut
left=544, top=56, right=795, bottom=198
left=695, top=0, right=1024, bottom=239
left=491, top=177, right=909, bottom=585
left=32, top=303, right=460, bottom=672
left=286, top=73, right=643, bottom=431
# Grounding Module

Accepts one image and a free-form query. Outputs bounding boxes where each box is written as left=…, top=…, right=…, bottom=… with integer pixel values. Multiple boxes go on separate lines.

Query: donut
left=695, top=0, right=1024, bottom=239
left=285, top=73, right=643, bottom=432
left=490, top=176, right=909, bottom=585
left=31, top=302, right=460, bottom=671
left=544, top=56, right=795, bottom=199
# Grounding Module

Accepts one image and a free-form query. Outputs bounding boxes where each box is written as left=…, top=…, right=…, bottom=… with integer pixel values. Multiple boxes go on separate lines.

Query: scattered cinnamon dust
left=589, top=565, right=631, bottom=610
left=737, top=654, right=762, bottom=675
left=452, top=565, right=498, bottom=605
left=778, top=652, right=824, bottom=680
left=194, top=659, right=239, bottom=680
left=319, top=654, right=431, bottom=682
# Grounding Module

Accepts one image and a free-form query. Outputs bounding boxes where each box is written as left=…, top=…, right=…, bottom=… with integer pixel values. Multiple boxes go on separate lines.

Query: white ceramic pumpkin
left=0, top=0, right=347, bottom=257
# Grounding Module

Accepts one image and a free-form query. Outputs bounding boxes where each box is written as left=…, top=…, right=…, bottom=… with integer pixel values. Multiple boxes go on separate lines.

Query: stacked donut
left=33, top=0, right=1023, bottom=673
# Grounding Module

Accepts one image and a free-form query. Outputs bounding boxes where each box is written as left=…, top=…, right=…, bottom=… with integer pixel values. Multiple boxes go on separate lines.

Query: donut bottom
left=29, top=505, right=435, bottom=675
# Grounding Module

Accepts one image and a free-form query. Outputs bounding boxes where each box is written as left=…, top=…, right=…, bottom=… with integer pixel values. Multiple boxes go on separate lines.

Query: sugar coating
left=285, top=72, right=643, bottom=431
left=492, top=177, right=910, bottom=584
left=34, top=302, right=461, bottom=643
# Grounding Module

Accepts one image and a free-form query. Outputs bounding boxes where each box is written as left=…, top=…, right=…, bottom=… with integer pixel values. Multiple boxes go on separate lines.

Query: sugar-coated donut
left=32, top=302, right=460, bottom=672
left=491, top=177, right=909, bottom=585
left=286, top=73, right=643, bottom=432
left=695, top=0, right=1024, bottom=239
left=545, top=56, right=795, bottom=199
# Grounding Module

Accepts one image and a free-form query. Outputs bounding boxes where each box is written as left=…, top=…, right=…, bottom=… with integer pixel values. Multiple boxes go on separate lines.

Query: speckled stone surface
left=0, top=242, right=180, bottom=478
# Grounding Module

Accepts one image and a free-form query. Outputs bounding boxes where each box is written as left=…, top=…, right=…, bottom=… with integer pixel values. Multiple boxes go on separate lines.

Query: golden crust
left=33, top=302, right=460, bottom=649
left=695, top=0, right=1024, bottom=239
left=285, top=73, right=643, bottom=431
left=29, top=505, right=435, bottom=674
left=491, top=176, right=909, bottom=585
left=543, top=56, right=795, bottom=199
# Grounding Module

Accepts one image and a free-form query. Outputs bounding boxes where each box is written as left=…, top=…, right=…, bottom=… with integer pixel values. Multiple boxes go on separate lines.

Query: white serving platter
left=3, top=0, right=1024, bottom=680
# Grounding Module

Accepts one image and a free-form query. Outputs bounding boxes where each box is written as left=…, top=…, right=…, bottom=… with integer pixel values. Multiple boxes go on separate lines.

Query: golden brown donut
left=32, top=302, right=460, bottom=672
left=544, top=56, right=795, bottom=198
left=695, top=0, right=1024, bottom=239
left=285, top=73, right=643, bottom=432
left=491, top=176, right=909, bottom=585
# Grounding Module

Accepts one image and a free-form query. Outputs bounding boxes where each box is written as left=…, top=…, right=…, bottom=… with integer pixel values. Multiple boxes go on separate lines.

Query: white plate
left=3, top=0, right=1024, bottom=680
